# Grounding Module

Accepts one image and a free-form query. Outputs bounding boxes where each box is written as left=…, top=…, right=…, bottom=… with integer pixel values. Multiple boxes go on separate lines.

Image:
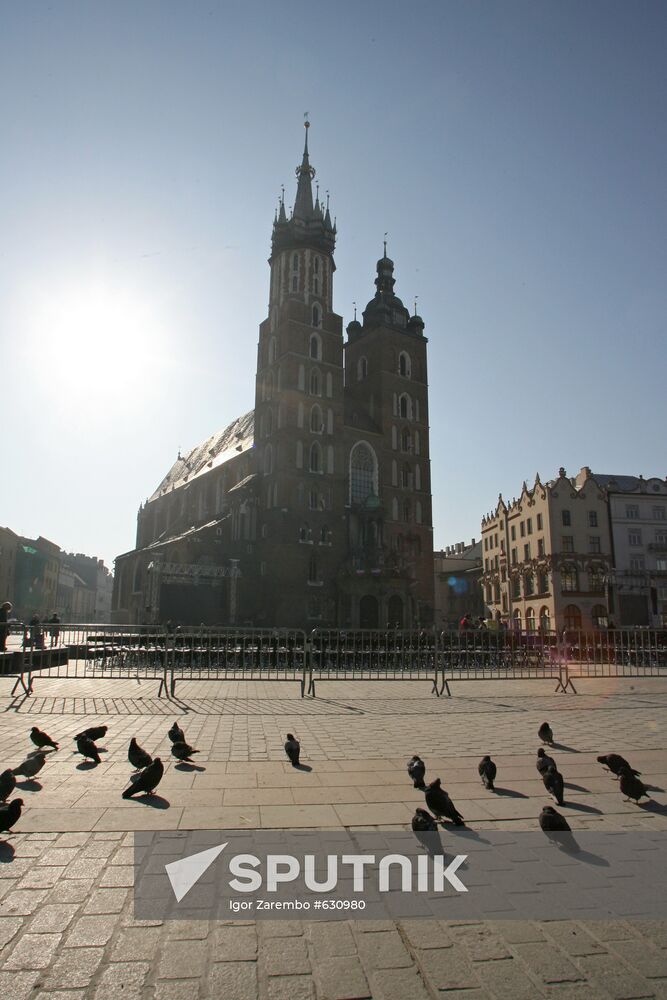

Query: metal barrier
left=437, top=630, right=570, bottom=695
left=561, top=629, right=667, bottom=685
left=167, top=628, right=308, bottom=697
left=308, top=629, right=439, bottom=696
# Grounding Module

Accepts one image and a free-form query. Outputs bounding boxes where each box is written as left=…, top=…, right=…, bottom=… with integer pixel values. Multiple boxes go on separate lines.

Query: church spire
left=293, top=118, right=315, bottom=220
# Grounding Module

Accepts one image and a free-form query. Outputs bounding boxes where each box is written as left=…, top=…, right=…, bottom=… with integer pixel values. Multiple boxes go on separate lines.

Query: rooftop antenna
left=413, top=295, right=418, bottom=316
left=383, top=232, right=388, bottom=257
left=353, top=301, right=357, bottom=320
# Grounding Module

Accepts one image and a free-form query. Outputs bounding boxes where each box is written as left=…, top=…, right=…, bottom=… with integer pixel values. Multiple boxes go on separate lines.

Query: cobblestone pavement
left=1, top=673, right=667, bottom=998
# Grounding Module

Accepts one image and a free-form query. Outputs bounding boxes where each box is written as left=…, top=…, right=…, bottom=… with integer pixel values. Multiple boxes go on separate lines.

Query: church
left=112, top=124, right=435, bottom=630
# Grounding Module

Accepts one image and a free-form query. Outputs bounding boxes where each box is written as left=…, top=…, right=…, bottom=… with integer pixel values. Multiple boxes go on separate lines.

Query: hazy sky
left=1, top=1, right=666, bottom=570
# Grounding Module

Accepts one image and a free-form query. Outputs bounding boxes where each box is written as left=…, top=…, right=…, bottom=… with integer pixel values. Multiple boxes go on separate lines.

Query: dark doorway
left=359, top=594, right=379, bottom=629
left=388, top=595, right=404, bottom=629
left=160, top=582, right=227, bottom=625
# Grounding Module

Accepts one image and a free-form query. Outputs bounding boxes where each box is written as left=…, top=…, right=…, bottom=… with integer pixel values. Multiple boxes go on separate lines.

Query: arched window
left=525, top=607, right=536, bottom=632
left=357, top=356, right=368, bottom=380
left=399, top=393, right=412, bottom=419
left=391, top=460, right=397, bottom=487
left=592, top=605, right=608, bottom=630
left=539, top=606, right=551, bottom=633
left=292, top=252, right=299, bottom=270
left=310, top=441, right=322, bottom=473
left=268, top=337, right=277, bottom=364
left=402, top=500, right=411, bottom=522
left=399, top=351, right=411, bottom=378
left=319, top=525, right=329, bottom=544
left=401, top=427, right=411, bottom=452
left=561, top=565, right=578, bottom=592
left=564, top=605, right=582, bottom=631
left=263, top=445, right=273, bottom=476
left=312, top=303, right=322, bottom=328
left=513, top=608, right=522, bottom=632
left=313, top=256, right=320, bottom=295
left=265, top=408, right=273, bottom=437
left=310, top=368, right=321, bottom=396
left=525, top=572, right=534, bottom=596
left=391, top=426, right=398, bottom=450
left=309, top=332, right=321, bottom=360
left=349, top=441, right=378, bottom=505
left=310, top=404, right=322, bottom=433
left=401, top=463, right=412, bottom=489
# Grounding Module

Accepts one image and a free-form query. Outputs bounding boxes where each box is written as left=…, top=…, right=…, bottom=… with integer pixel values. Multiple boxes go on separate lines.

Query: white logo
left=165, top=842, right=227, bottom=902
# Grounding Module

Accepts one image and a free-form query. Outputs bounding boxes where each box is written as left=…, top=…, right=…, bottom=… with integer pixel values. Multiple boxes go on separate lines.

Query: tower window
left=399, top=351, right=411, bottom=378
left=309, top=368, right=321, bottom=396
left=357, top=356, right=368, bottom=380
left=310, top=441, right=322, bottom=473
left=310, top=404, right=323, bottom=433
left=309, top=332, right=322, bottom=360
left=312, top=303, right=322, bottom=328
left=399, top=393, right=412, bottom=419
left=349, top=441, right=378, bottom=505
left=292, top=275, right=298, bottom=292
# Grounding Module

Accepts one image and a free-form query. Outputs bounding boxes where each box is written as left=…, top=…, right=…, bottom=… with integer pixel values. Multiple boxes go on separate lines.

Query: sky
left=1, top=0, right=666, bottom=570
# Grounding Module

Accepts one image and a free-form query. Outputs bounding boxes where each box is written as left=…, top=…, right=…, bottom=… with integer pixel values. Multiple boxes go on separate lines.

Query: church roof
left=149, top=410, right=255, bottom=502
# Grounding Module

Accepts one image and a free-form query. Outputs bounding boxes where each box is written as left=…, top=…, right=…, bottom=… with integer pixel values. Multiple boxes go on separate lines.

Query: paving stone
left=0, top=916, right=23, bottom=948
left=4, top=931, right=62, bottom=970
left=451, top=923, right=513, bottom=961
left=166, top=918, right=211, bottom=940
left=47, top=879, right=95, bottom=904
left=43, top=947, right=105, bottom=989
left=613, top=939, right=667, bottom=979
left=99, top=866, right=134, bottom=888
left=542, top=921, right=609, bottom=957
left=110, top=926, right=162, bottom=962
left=488, top=920, right=547, bottom=944
left=0, top=971, right=41, bottom=1000
left=17, top=867, right=65, bottom=890
left=514, top=942, right=586, bottom=984
left=418, top=945, right=481, bottom=990
left=28, top=904, right=79, bottom=933
left=213, top=924, right=258, bottom=960
left=33, top=992, right=87, bottom=1000
left=65, top=915, right=116, bottom=947
left=61, top=858, right=108, bottom=880
left=263, top=935, right=311, bottom=976
left=368, top=967, right=432, bottom=1000
left=576, top=954, right=657, bottom=999
left=357, top=928, right=413, bottom=970
left=82, top=889, right=129, bottom=914
left=158, top=939, right=207, bottom=979
left=399, top=918, right=453, bottom=950
left=93, top=961, right=150, bottom=1000
left=37, top=848, right=80, bottom=867
left=265, top=974, right=315, bottom=1000
left=205, top=961, right=258, bottom=1000
left=154, top=982, right=201, bottom=1000
left=259, top=920, right=305, bottom=938
left=315, top=956, right=371, bottom=999
left=308, top=920, right=358, bottom=957
left=1, top=889, right=49, bottom=915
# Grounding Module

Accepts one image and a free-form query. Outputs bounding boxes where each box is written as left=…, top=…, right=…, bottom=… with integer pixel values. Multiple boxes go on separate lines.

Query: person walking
left=48, top=612, right=61, bottom=647
left=0, top=601, right=12, bottom=652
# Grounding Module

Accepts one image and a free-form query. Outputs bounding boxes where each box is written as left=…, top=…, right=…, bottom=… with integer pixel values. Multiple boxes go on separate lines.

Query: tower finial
left=413, top=295, right=418, bottom=317
left=353, top=301, right=357, bottom=320
left=383, top=232, right=388, bottom=258
left=304, top=112, right=310, bottom=152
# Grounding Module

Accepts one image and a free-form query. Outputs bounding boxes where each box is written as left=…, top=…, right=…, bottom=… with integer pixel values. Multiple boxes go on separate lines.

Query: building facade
left=113, top=125, right=435, bottom=629
left=480, top=468, right=613, bottom=632
left=575, top=469, right=667, bottom=627
left=433, top=540, right=483, bottom=630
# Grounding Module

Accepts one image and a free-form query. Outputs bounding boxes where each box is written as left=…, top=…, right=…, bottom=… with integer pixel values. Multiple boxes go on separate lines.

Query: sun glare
left=19, top=279, right=166, bottom=405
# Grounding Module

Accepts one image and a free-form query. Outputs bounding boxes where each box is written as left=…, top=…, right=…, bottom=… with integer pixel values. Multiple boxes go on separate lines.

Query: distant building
left=0, top=527, right=19, bottom=609
left=14, top=536, right=61, bottom=621
left=434, top=540, right=483, bottom=630
left=480, top=468, right=613, bottom=632
left=113, top=125, right=435, bottom=629
left=575, top=469, right=667, bottom=628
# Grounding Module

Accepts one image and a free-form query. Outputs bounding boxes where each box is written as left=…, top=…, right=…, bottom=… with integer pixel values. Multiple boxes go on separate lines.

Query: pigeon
left=12, top=751, right=47, bottom=778
left=122, top=758, right=164, bottom=798
left=597, top=754, right=640, bottom=778
left=284, top=734, right=300, bottom=767
left=411, top=808, right=442, bottom=855
left=538, top=722, right=554, bottom=744
left=0, top=769, right=17, bottom=802
left=407, top=755, right=426, bottom=789
left=170, top=741, right=199, bottom=762
left=74, top=725, right=108, bottom=743
left=619, top=765, right=649, bottom=804
left=425, top=778, right=465, bottom=826
left=543, top=765, right=565, bottom=806
left=536, top=748, right=556, bottom=775
left=539, top=805, right=571, bottom=832
left=168, top=721, right=185, bottom=744
left=0, top=798, right=24, bottom=836
left=30, top=726, right=59, bottom=751
left=75, top=735, right=101, bottom=764
left=128, top=738, right=152, bottom=771
left=478, top=755, right=496, bottom=791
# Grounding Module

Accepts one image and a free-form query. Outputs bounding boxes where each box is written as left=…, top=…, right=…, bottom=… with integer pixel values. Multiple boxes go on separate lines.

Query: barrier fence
left=1, top=624, right=666, bottom=698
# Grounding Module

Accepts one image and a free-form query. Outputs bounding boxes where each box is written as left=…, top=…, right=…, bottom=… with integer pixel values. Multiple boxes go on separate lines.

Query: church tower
left=253, top=122, right=346, bottom=626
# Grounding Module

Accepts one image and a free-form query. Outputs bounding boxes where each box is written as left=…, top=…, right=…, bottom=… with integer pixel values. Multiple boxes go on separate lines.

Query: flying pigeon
left=170, top=741, right=199, bottom=762
left=597, top=754, right=640, bottom=778
left=536, top=748, right=556, bottom=775
left=12, top=751, right=47, bottom=778
left=619, top=765, right=649, bottom=804
left=168, top=721, right=185, bottom=744
left=0, top=798, right=24, bottom=836
left=543, top=765, right=565, bottom=806
left=128, top=738, right=152, bottom=771
left=30, top=726, right=58, bottom=751
left=425, top=778, right=465, bottom=826
left=411, top=807, right=442, bottom=855
left=75, top=725, right=108, bottom=743
left=75, top=734, right=101, bottom=764
left=284, top=734, right=300, bottom=767
left=478, top=755, right=497, bottom=791
left=407, top=756, right=426, bottom=789
left=538, top=722, right=554, bottom=744
left=0, top=769, right=17, bottom=802
left=122, top=758, right=164, bottom=798
left=539, top=806, right=571, bottom=832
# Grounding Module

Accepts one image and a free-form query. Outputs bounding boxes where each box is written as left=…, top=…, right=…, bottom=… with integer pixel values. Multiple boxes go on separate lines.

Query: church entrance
left=387, top=595, right=404, bottom=629
left=359, top=595, right=379, bottom=629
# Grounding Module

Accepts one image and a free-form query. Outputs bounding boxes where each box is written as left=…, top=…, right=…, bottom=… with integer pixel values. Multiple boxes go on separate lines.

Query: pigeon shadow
left=493, top=787, right=529, bottom=799
left=293, top=763, right=313, bottom=772
left=15, top=779, right=42, bottom=791
left=544, top=832, right=609, bottom=865
left=27, top=748, right=55, bottom=757
left=174, top=762, right=206, bottom=772
left=413, top=830, right=445, bottom=856
left=645, top=784, right=665, bottom=793
left=130, top=793, right=170, bottom=809
left=639, top=800, right=667, bottom=815
left=76, top=760, right=100, bottom=770
left=446, top=826, right=491, bottom=845
left=561, top=801, right=602, bottom=815
left=550, top=743, right=580, bottom=753
left=564, top=783, right=590, bottom=792
left=0, top=841, right=16, bottom=861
